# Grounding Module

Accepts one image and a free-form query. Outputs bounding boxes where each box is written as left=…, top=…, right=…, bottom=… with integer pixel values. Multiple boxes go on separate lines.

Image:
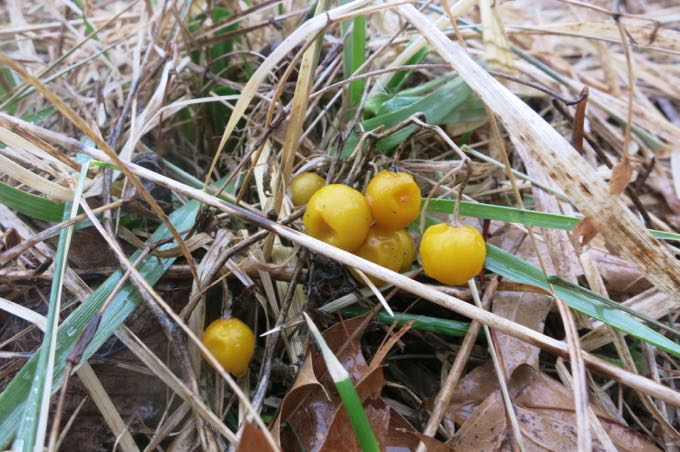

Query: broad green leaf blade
left=485, top=244, right=680, bottom=358
left=423, top=198, right=680, bottom=241
left=341, top=76, right=476, bottom=158
left=0, top=200, right=199, bottom=448
left=0, top=181, right=65, bottom=222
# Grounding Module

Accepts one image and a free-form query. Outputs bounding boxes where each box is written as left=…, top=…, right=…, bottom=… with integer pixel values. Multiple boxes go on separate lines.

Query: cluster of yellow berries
left=295, top=169, right=487, bottom=286
left=201, top=169, right=487, bottom=376
left=299, top=170, right=419, bottom=284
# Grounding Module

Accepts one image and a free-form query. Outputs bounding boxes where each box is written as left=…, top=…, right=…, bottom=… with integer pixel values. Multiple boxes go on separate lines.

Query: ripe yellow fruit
left=290, top=172, right=326, bottom=206
left=419, top=224, right=486, bottom=286
left=201, top=318, right=255, bottom=376
left=303, top=184, right=372, bottom=252
left=396, top=229, right=416, bottom=272
left=365, top=170, right=421, bottom=229
left=353, top=225, right=405, bottom=284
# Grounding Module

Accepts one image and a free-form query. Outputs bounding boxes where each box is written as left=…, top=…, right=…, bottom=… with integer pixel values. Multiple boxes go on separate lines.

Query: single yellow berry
left=352, top=225, right=405, bottom=285
left=290, top=172, right=326, bottom=206
left=201, top=318, right=255, bottom=376
left=396, top=229, right=416, bottom=272
left=303, top=184, right=373, bottom=251
left=419, top=224, right=486, bottom=286
left=365, top=170, right=421, bottom=229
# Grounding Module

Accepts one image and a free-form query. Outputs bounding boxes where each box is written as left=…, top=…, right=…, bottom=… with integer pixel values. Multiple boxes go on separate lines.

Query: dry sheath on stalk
left=397, top=4, right=680, bottom=304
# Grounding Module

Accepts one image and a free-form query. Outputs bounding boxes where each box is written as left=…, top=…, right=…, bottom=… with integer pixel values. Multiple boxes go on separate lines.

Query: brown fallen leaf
left=408, top=431, right=455, bottom=451
left=237, top=421, right=276, bottom=452
left=589, top=248, right=651, bottom=295
left=273, top=357, right=335, bottom=450
left=446, top=361, right=498, bottom=424
left=445, top=292, right=552, bottom=424
left=492, top=292, right=552, bottom=375
left=449, top=365, right=660, bottom=452
left=609, top=159, right=634, bottom=195
left=278, top=315, right=424, bottom=451
left=311, top=315, right=371, bottom=390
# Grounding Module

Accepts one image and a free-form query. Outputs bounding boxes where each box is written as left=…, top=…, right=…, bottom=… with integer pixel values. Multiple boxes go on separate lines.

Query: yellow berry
left=419, top=224, right=486, bottom=286
left=353, top=225, right=404, bottom=285
left=365, top=170, right=421, bottom=229
left=201, top=318, right=255, bottom=376
left=396, top=229, right=416, bottom=272
left=290, top=172, right=326, bottom=206
left=303, top=184, right=372, bottom=252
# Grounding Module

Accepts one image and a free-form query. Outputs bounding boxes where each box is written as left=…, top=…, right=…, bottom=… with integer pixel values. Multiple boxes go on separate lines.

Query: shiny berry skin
left=396, top=229, right=416, bottom=272
left=290, top=172, right=326, bottom=206
left=353, top=225, right=405, bottom=284
left=303, top=184, right=372, bottom=252
left=365, top=170, right=421, bottom=229
left=419, top=224, right=486, bottom=286
left=201, top=318, right=255, bottom=376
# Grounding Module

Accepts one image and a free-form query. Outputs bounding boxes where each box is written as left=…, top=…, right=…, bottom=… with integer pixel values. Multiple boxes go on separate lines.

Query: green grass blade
left=13, top=200, right=73, bottom=452
left=303, top=313, right=380, bottom=452
left=341, top=306, right=469, bottom=337
left=341, top=76, right=476, bottom=158
left=0, top=200, right=199, bottom=448
left=384, top=46, right=430, bottom=94
left=14, top=161, right=89, bottom=451
left=423, top=198, right=680, bottom=241
left=0, top=181, right=65, bottom=222
left=339, top=0, right=366, bottom=110
left=485, top=244, right=680, bottom=357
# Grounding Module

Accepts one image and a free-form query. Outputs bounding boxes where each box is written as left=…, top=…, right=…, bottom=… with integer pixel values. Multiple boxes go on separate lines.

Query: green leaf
left=341, top=76, right=476, bottom=158
left=0, top=181, right=65, bottom=222
left=385, top=46, right=430, bottom=94
left=0, top=200, right=200, bottom=448
left=341, top=306, right=469, bottom=337
left=423, top=198, right=680, bottom=241
left=485, top=244, right=680, bottom=358
left=303, top=313, right=380, bottom=452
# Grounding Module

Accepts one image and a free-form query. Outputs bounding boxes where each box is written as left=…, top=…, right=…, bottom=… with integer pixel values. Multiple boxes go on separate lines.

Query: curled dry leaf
left=449, top=365, right=660, bottom=452
left=574, top=216, right=599, bottom=248
left=609, top=160, right=634, bottom=196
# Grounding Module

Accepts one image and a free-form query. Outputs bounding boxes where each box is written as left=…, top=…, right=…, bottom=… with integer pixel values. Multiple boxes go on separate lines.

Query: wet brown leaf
left=447, top=362, right=497, bottom=424
left=311, top=315, right=370, bottom=389
left=277, top=316, right=424, bottom=451
left=408, top=432, right=455, bottom=451
left=609, top=159, right=634, bottom=195
left=237, top=421, right=276, bottom=452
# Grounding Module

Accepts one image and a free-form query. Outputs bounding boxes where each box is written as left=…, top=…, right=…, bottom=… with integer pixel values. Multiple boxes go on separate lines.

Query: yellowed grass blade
left=0, top=153, right=73, bottom=200
left=479, top=0, right=514, bottom=72
left=516, top=20, right=680, bottom=53
left=75, top=364, right=140, bottom=452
